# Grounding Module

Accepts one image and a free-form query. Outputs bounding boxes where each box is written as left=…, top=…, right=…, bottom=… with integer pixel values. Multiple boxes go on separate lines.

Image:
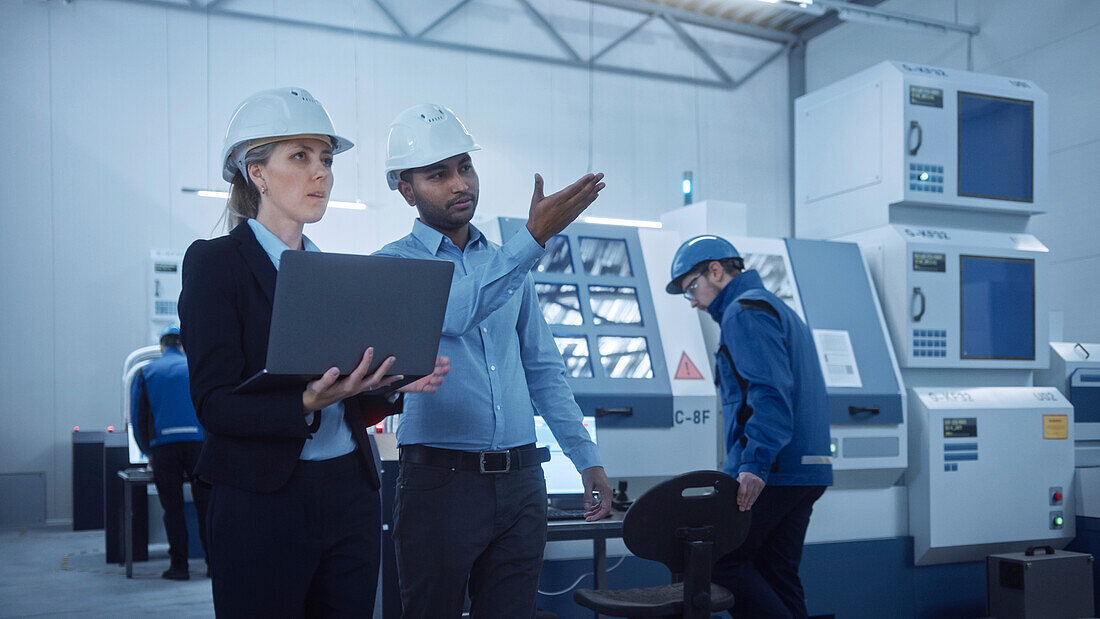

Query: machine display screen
left=534, top=236, right=574, bottom=274
left=913, top=252, right=946, bottom=272
left=597, top=336, right=653, bottom=379
left=154, top=263, right=178, bottom=272
left=536, top=283, right=583, bottom=325
left=910, top=85, right=943, bottom=108
left=959, top=255, right=1035, bottom=360
left=553, top=336, right=594, bottom=378
left=957, top=92, right=1034, bottom=202
left=943, top=417, right=977, bottom=438
left=588, top=285, right=642, bottom=325
left=579, top=237, right=633, bottom=277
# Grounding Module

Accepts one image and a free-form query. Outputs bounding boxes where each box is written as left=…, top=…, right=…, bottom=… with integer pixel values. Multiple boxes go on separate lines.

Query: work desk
left=547, top=513, right=624, bottom=592
left=116, top=468, right=154, bottom=579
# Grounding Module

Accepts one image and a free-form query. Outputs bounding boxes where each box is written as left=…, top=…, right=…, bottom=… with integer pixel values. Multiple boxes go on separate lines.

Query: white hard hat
left=384, top=104, right=481, bottom=190
left=221, top=87, right=354, bottom=183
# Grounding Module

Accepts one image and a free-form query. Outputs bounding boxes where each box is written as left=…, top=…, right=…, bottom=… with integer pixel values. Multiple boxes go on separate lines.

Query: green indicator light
left=1054, top=516, right=1064, bottom=526
left=919, top=172, right=930, bottom=181
left=830, top=443, right=837, bottom=454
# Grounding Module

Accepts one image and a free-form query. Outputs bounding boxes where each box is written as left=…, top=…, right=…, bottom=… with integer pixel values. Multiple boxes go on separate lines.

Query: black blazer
left=178, top=222, right=398, bottom=493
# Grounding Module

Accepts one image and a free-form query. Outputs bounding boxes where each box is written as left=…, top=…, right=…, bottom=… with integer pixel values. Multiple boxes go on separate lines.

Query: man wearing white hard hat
left=375, top=103, right=610, bottom=617
left=179, top=88, right=448, bottom=617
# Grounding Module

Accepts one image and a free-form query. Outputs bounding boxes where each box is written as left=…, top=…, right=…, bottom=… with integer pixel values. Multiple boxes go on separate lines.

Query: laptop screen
left=534, top=415, right=597, bottom=495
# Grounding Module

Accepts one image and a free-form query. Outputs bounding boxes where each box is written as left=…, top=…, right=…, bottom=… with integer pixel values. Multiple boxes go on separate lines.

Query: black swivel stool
left=573, top=471, right=750, bottom=619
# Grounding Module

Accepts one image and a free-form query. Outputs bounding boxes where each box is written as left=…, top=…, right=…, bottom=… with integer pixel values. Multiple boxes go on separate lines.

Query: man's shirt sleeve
left=515, top=274, right=601, bottom=472
left=374, top=227, right=545, bottom=337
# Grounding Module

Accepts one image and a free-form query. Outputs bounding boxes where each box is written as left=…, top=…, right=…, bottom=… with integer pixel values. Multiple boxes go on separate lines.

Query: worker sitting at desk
left=131, top=325, right=209, bottom=580
left=666, top=235, right=833, bottom=619
left=375, top=103, right=611, bottom=618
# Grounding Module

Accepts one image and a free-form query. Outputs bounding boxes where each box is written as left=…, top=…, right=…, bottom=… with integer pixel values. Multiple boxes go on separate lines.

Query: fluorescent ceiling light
left=583, top=216, right=662, bottom=229
left=754, top=0, right=825, bottom=14
left=182, top=187, right=367, bottom=210
left=836, top=8, right=948, bottom=34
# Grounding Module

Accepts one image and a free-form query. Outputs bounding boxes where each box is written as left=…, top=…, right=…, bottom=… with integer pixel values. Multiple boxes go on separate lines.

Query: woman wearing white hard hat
left=178, top=87, right=448, bottom=616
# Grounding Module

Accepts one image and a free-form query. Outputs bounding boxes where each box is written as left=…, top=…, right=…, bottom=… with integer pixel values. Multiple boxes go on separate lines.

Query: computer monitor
left=960, top=255, right=1035, bottom=360
left=957, top=92, right=1034, bottom=203
left=534, top=415, right=597, bottom=495
left=127, top=422, right=148, bottom=465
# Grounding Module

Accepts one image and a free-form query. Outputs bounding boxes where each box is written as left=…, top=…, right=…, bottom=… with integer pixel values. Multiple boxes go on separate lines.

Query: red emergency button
left=1053, top=492, right=1063, bottom=502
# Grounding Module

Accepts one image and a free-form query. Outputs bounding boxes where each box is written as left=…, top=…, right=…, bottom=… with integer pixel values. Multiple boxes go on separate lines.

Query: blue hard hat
left=160, top=324, right=181, bottom=338
left=666, top=235, right=740, bottom=294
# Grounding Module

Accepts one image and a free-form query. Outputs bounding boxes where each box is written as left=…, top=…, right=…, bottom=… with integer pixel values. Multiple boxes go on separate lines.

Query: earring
left=260, top=185, right=267, bottom=194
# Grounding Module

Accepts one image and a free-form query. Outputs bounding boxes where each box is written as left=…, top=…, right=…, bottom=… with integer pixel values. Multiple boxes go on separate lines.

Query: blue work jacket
left=131, top=348, right=204, bottom=451
left=708, top=270, right=833, bottom=487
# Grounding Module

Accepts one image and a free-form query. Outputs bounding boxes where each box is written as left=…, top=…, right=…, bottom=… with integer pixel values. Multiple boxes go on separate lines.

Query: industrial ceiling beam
left=87, top=0, right=793, bottom=91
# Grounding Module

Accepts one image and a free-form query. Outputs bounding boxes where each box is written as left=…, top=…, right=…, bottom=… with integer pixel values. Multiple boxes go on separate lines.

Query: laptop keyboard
left=547, top=506, right=588, bottom=521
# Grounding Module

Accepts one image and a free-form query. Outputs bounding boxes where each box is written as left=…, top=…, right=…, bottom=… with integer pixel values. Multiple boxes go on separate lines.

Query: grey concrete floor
left=0, top=524, right=214, bottom=618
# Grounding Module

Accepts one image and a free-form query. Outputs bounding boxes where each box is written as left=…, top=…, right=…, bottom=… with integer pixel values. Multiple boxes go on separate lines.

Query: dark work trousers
left=393, top=460, right=548, bottom=619
left=150, top=441, right=209, bottom=567
left=207, top=452, right=381, bottom=618
left=712, top=485, right=826, bottom=619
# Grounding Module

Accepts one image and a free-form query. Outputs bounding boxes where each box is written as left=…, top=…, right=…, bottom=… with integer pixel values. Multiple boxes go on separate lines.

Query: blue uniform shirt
left=375, top=220, right=601, bottom=473
left=247, top=218, right=357, bottom=461
left=708, top=270, right=833, bottom=486
left=131, top=347, right=203, bottom=450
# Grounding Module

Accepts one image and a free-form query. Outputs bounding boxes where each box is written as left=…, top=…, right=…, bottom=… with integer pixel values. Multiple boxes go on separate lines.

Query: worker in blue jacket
left=132, top=325, right=209, bottom=580
left=667, top=235, right=833, bottom=619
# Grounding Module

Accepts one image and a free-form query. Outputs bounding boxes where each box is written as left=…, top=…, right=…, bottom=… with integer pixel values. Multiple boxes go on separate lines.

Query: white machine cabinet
left=908, top=387, right=1075, bottom=565
left=148, top=249, right=185, bottom=343
left=796, top=61, right=1048, bottom=239
left=848, top=224, right=1049, bottom=371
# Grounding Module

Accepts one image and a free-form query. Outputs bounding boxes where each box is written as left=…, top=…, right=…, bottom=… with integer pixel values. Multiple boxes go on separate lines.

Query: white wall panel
left=47, top=0, right=171, bottom=519
left=0, top=2, right=57, bottom=517
left=1029, top=140, right=1100, bottom=266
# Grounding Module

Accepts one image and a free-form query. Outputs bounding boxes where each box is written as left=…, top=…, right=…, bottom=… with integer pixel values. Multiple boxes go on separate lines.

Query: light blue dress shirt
left=375, top=220, right=601, bottom=473
left=247, top=218, right=356, bottom=461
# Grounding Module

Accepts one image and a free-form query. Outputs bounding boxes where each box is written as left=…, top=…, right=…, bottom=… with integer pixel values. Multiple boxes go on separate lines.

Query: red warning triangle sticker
left=675, top=352, right=705, bottom=380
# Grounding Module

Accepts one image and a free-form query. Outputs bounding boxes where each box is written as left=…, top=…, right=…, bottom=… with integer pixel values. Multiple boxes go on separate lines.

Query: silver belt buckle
left=479, top=450, right=511, bottom=474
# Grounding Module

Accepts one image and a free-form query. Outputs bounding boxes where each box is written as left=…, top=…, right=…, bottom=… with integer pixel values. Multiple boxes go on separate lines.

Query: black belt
left=400, top=443, right=550, bottom=474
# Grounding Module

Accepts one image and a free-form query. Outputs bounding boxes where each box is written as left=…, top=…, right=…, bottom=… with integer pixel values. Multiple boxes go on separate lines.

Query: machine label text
left=904, top=228, right=951, bottom=241
left=675, top=409, right=711, bottom=425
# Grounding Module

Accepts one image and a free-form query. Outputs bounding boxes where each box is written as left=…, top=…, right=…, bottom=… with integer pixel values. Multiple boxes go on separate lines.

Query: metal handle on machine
left=912, top=287, right=926, bottom=322
left=595, top=407, right=633, bottom=419
left=1025, top=545, right=1056, bottom=557
left=1076, top=342, right=1091, bottom=359
left=849, top=406, right=880, bottom=417
left=908, top=121, right=923, bottom=155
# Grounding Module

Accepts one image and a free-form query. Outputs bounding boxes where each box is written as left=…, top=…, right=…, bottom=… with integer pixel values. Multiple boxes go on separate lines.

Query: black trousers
left=207, top=452, right=381, bottom=618
left=150, top=441, right=209, bottom=567
left=393, top=460, right=548, bottom=619
left=712, top=485, right=826, bottom=619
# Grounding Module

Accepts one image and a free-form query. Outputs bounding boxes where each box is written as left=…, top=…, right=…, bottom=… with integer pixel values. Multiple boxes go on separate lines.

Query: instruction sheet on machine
left=812, top=329, right=863, bottom=389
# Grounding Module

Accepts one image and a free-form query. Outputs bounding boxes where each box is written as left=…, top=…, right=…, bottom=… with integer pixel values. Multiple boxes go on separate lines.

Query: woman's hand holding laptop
left=302, top=349, right=452, bottom=413
left=302, top=347, right=399, bottom=413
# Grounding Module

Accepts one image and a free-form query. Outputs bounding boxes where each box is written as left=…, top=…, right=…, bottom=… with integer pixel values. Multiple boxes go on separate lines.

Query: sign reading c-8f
left=675, top=409, right=711, bottom=425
